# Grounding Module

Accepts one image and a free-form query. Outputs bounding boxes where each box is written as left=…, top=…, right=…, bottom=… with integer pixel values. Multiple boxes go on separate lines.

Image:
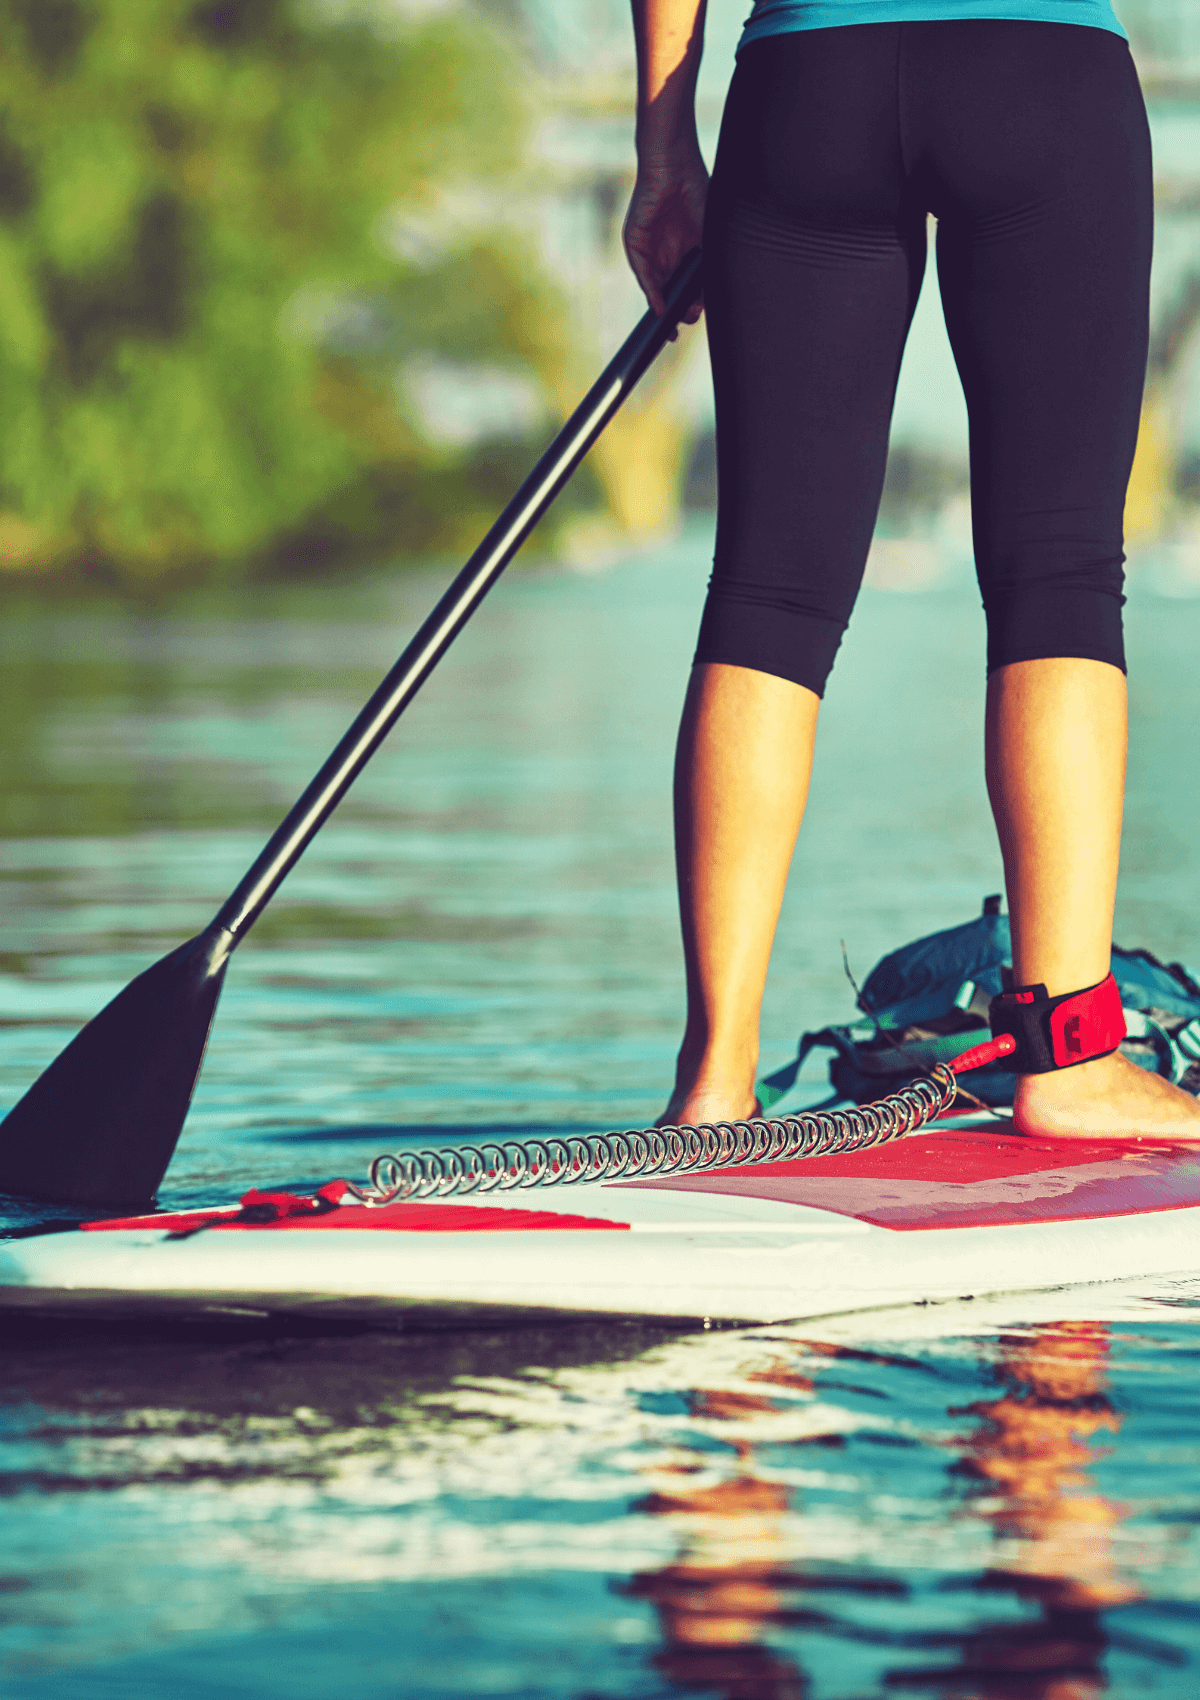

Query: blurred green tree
left=0, top=0, right=572, bottom=584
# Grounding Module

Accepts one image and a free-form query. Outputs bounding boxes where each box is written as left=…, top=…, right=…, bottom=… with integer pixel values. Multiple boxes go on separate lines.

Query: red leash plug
left=949, top=1033, right=1018, bottom=1075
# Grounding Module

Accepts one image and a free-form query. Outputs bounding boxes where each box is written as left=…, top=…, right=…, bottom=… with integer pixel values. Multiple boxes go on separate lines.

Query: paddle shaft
left=213, top=253, right=702, bottom=941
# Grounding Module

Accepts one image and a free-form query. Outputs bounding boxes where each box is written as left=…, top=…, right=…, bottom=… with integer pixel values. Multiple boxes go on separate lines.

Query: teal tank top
left=739, top=0, right=1127, bottom=48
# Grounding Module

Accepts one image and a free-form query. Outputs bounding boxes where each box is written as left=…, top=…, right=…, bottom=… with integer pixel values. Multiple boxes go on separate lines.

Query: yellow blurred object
left=0, top=514, right=61, bottom=574
left=590, top=403, right=686, bottom=537
left=1124, top=397, right=1172, bottom=543
left=534, top=313, right=695, bottom=542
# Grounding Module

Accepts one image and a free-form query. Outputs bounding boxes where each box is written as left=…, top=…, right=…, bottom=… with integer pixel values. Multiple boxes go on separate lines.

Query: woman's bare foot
left=1013, top=1050, right=1200, bottom=1142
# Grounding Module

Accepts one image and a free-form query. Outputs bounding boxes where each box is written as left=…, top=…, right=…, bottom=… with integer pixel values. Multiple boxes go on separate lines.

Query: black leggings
left=698, top=20, right=1153, bottom=696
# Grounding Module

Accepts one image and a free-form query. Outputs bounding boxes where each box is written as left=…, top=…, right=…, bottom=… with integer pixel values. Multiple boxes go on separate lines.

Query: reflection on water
left=4, top=534, right=1200, bottom=1692
left=621, top=1327, right=1145, bottom=1700
left=5, top=1309, right=1200, bottom=1696
left=956, top=1324, right=1130, bottom=1610
left=931, top=1324, right=1130, bottom=1697
left=628, top=1366, right=831, bottom=1700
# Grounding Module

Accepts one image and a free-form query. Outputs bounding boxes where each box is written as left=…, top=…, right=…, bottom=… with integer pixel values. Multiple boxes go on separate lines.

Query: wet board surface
left=6, top=1120, right=1200, bottom=1328
left=630, top=1126, right=1200, bottom=1230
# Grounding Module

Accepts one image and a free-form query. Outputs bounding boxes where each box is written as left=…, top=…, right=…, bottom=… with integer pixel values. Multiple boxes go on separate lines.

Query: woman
left=624, top=0, right=1200, bottom=1139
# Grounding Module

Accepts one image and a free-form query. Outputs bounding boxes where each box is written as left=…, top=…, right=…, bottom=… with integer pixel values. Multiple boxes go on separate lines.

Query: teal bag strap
left=757, top=1029, right=853, bottom=1109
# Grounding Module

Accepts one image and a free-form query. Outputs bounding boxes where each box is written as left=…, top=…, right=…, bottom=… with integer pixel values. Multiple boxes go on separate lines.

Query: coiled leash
left=351, top=1032, right=1019, bottom=1205
left=355, top=974, right=1124, bottom=1205
left=131, top=979, right=1123, bottom=1234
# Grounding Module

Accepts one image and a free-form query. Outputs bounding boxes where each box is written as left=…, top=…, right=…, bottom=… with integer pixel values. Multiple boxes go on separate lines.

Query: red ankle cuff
left=988, top=972, right=1125, bottom=1074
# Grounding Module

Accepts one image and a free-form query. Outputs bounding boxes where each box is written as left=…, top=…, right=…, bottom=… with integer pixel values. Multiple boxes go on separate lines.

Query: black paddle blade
left=0, top=925, right=234, bottom=1207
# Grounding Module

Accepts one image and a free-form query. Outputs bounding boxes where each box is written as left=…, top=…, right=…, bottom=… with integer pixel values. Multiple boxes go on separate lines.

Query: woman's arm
left=624, top=0, right=708, bottom=319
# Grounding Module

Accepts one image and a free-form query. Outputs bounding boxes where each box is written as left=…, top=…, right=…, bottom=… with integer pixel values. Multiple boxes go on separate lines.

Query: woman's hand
left=623, top=150, right=708, bottom=324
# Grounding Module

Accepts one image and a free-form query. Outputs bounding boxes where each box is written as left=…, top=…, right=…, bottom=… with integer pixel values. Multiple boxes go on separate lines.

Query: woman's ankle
left=672, top=1042, right=756, bottom=1096
left=661, top=1045, right=760, bottom=1126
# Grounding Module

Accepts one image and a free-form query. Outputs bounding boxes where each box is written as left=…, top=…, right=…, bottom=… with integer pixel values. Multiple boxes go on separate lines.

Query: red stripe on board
left=83, top=1208, right=239, bottom=1233
left=623, top=1128, right=1200, bottom=1231
left=214, top=1203, right=628, bottom=1233
left=84, top=1201, right=628, bottom=1234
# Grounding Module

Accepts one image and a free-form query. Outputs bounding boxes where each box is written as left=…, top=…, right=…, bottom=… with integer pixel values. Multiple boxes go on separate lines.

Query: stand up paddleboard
left=1, top=260, right=1195, bottom=1331
left=7, top=1112, right=1200, bottom=1329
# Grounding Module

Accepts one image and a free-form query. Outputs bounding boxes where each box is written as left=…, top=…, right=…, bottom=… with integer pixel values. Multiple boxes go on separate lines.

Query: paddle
left=0, top=252, right=704, bottom=1208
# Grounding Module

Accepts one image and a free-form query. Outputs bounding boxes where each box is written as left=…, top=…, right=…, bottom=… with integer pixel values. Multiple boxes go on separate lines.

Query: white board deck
left=6, top=1117, right=1200, bottom=1327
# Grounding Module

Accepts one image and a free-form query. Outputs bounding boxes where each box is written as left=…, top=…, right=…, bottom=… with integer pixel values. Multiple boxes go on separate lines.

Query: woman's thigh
left=921, top=21, right=1153, bottom=674
left=700, top=28, right=926, bottom=698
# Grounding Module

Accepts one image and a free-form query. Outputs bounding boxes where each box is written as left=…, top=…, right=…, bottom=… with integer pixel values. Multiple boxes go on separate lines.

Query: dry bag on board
left=759, top=896, right=1200, bottom=1109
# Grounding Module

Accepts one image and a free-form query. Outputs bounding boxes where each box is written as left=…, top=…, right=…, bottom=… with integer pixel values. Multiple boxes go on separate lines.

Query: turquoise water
left=4, top=530, right=1200, bottom=1695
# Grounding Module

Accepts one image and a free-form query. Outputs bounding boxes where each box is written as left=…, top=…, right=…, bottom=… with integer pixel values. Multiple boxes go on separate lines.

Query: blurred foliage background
left=0, top=0, right=1198, bottom=590
left=0, top=0, right=583, bottom=586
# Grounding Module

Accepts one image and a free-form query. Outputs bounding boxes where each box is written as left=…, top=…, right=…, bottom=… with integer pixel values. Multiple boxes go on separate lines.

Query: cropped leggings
left=697, top=20, right=1153, bottom=696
